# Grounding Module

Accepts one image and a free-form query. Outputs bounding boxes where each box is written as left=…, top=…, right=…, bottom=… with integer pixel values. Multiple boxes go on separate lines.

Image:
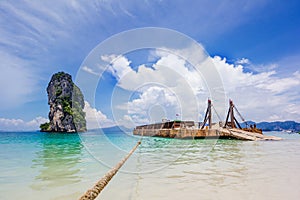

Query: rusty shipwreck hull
left=133, top=128, right=226, bottom=139
left=133, top=127, right=282, bottom=141
left=133, top=99, right=282, bottom=141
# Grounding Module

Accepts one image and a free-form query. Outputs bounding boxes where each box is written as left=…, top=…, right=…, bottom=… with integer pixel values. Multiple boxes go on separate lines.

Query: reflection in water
left=31, top=133, right=83, bottom=190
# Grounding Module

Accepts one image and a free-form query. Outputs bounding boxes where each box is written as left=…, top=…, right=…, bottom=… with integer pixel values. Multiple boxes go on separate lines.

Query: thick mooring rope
left=79, top=141, right=141, bottom=200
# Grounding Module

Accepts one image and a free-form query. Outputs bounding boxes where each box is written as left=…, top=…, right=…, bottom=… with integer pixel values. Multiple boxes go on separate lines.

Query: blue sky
left=0, top=0, right=300, bottom=130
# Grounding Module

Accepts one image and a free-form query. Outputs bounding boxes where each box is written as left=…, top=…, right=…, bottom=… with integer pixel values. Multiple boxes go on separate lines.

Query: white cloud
left=0, top=116, right=48, bottom=131
left=126, top=86, right=179, bottom=124
left=235, top=58, right=250, bottom=65
left=101, top=54, right=117, bottom=63
left=110, top=52, right=208, bottom=122
left=128, top=86, right=178, bottom=114
left=0, top=0, right=298, bottom=127
left=212, top=56, right=300, bottom=121
left=82, top=66, right=99, bottom=76
left=0, top=0, right=135, bottom=111
left=0, top=102, right=117, bottom=131
left=106, top=49, right=300, bottom=125
left=257, top=75, right=300, bottom=93
left=106, top=47, right=218, bottom=125
left=212, top=56, right=276, bottom=91
left=116, top=115, right=141, bottom=129
left=83, top=101, right=115, bottom=129
left=101, top=54, right=133, bottom=80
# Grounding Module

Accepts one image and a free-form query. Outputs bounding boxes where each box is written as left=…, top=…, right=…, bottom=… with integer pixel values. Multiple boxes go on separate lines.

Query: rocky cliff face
left=40, top=72, right=87, bottom=132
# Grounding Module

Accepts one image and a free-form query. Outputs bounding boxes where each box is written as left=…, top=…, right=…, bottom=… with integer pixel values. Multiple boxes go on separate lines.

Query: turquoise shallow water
left=0, top=130, right=300, bottom=200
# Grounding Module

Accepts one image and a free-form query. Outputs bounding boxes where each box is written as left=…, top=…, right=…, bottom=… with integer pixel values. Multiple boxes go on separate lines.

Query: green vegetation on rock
left=40, top=122, right=50, bottom=131
left=55, top=86, right=62, bottom=96
left=62, top=98, right=73, bottom=115
left=40, top=71, right=87, bottom=133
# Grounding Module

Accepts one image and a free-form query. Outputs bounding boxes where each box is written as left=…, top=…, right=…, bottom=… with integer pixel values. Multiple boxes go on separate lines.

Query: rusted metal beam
left=201, top=99, right=212, bottom=129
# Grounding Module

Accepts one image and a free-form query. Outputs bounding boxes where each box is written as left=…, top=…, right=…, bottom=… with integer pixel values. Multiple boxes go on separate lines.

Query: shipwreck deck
left=133, top=127, right=282, bottom=141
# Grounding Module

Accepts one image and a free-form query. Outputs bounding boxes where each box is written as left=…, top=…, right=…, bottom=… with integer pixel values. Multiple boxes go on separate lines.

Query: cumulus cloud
left=84, top=101, right=115, bottom=129
left=101, top=54, right=133, bottom=80
left=256, top=74, right=300, bottom=93
left=125, top=86, right=180, bottom=124
left=127, top=86, right=178, bottom=114
left=105, top=47, right=300, bottom=125
left=107, top=50, right=210, bottom=125
left=212, top=56, right=300, bottom=121
left=1, top=0, right=289, bottom=131
left=0, top=116, right=48, bottom=131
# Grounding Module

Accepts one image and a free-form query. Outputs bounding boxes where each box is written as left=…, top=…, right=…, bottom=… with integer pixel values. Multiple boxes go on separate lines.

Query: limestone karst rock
left=40, top=72, right=87, bottom=132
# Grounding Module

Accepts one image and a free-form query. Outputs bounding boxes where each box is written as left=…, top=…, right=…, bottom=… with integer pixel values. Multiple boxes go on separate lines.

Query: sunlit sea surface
left=0, top=130, right=300, bottom=200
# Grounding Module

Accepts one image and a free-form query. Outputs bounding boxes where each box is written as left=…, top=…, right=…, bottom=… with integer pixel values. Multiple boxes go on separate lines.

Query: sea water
left=0, top=130, right=300, bottom=200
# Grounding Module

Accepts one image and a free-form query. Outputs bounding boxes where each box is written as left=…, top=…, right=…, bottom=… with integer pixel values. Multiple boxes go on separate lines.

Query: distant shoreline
left=1, top=121, right=300, bottom=133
